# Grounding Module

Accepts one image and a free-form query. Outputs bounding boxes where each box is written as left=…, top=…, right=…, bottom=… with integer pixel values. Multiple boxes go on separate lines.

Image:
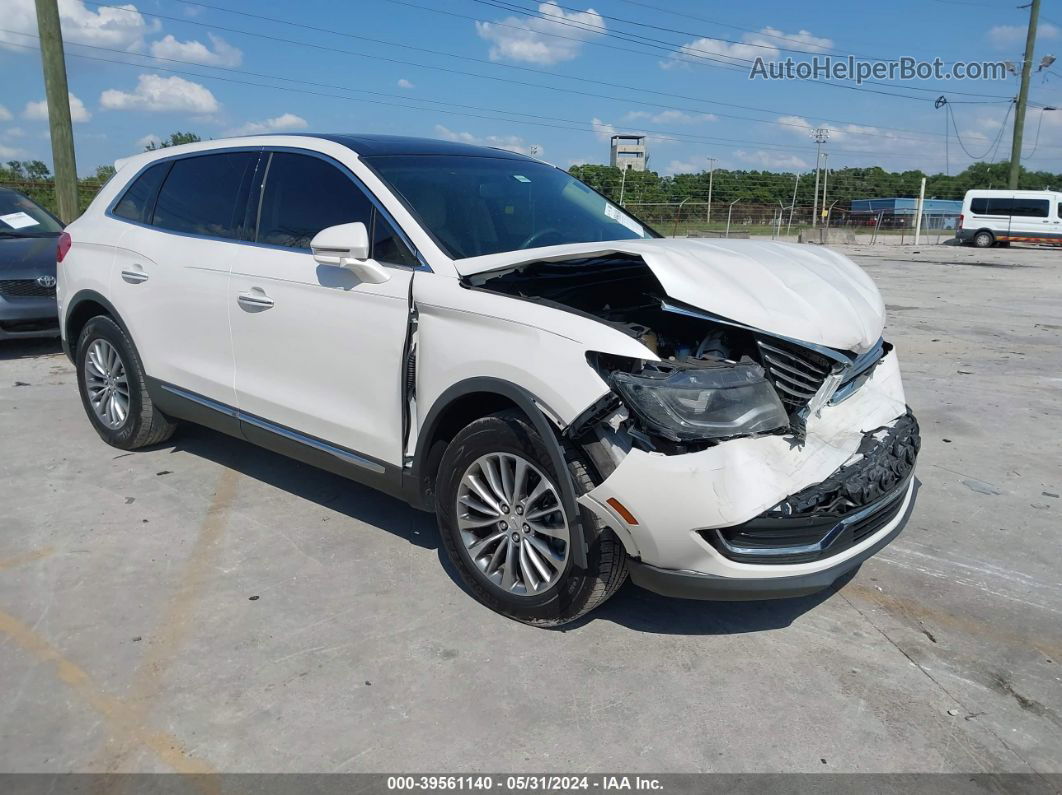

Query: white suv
left=58, top=135, right=919, bottom=625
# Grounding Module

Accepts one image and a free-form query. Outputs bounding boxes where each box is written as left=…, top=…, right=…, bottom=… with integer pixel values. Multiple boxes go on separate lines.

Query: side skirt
left=146, top=378, right=411, bottom=504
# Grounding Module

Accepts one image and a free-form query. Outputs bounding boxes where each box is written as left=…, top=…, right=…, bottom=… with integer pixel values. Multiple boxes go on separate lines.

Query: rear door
left=229, top=150, right=419, bottom=467
left=111, top=150, right=260, bottom=407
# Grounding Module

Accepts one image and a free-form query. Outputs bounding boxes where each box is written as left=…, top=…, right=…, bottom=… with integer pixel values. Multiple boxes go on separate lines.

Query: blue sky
left=1, top=0, right=1060, bottom=177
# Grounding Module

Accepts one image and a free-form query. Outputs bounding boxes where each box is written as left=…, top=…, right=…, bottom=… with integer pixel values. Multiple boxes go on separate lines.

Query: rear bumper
left=628, top=478, right=917, bottom=601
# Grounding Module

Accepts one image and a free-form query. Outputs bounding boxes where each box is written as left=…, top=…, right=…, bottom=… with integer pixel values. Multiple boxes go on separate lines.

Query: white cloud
left=664, top=159, right=708, bottom=175
left=136, top=133, right=161, bottom=149
left=624, top=110, right=717, bottom=125
left=735, top=149, right=810, bottom=170
left=23, top=93, right=91, bottom=122
left=0, top=0, right=158, bottom=52
left=0, top=105, right=11, bottom=121
left=591, top=117, right=617, bottom=141
left=227, top=113, right=309, bottom=136
left=5, top=127, right=26, bottom=137
left=0, top=143, right=26, bottom=158
left=476, top=1, right=606, bottom=65
left=434, top=124, right=543, bottom=156
left=662, top=26, right=832, bottom=69
left=397, top=78, right=415, bottom=89
left=100, top=74, right=219, bottom=114
left=988, top=22, right=1057, bottom=50
left=150, top=33, right=243, bottom=67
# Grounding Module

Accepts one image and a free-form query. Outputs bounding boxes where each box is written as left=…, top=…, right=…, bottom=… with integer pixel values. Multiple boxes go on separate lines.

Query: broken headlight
left=610, top=360, right=789, bottom=442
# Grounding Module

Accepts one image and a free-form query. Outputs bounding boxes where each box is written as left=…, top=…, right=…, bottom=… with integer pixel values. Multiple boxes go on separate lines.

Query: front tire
left=76, top=315, right=176, bottom=450
left=436, top=411, right=627, bottom=626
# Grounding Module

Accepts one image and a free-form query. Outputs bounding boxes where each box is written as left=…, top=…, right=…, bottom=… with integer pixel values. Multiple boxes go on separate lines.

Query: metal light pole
left=725, top=199, right=740, bottom=238
left=706, top=157, right=716, bottom=226
left=821, top=153, right=830, bottom=225
left=34, top=0, right=79, bottom=223
left=810, top=128, right=829, bottom=228
left=787, top=173, right=800, bottom=236
left=1008, top=0, right=1042, bottom=189
left=618, top=165, right=628, bottom=206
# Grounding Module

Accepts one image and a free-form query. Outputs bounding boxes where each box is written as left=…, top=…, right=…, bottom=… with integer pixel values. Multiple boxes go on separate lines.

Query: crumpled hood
left=455, top=238, right=885, bottom=353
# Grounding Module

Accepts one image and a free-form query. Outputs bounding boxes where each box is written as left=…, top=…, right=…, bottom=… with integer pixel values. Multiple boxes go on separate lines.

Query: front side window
left=113, top=161, right=170, bottom=224
left=153, top=152, right=257, bottom=239
left=256, top=153, right=373, bottom=250
left=365, top=155, right=658, bottom=260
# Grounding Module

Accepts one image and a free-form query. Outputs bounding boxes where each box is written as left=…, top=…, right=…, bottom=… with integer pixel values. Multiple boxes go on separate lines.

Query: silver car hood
left=455, top=238, right=885, bottom=353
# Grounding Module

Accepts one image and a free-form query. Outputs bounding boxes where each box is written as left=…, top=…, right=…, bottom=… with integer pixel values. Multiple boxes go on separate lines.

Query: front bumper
left=0, top=295, right=59, bottom=340
left=628, top=477, right=916, bottom=600
left=579, top=350, right=916, bottom=595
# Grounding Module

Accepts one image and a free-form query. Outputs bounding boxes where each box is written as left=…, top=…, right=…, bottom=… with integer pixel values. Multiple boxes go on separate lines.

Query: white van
left=957, top=189, right=1062, bottom=247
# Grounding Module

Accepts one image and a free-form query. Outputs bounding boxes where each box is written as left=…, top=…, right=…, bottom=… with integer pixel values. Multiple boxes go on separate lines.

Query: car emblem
left=36, top=275, right=57, bottom=288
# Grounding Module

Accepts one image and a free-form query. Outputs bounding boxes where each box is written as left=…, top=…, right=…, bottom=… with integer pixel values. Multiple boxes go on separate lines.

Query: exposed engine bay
left=467, top=254, right=889, bottom=470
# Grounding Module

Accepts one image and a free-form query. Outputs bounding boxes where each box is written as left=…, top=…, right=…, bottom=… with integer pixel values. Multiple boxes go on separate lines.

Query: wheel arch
left=409, top=377, right=590, bottom=568
left=62, top=290, right=131, bottom=363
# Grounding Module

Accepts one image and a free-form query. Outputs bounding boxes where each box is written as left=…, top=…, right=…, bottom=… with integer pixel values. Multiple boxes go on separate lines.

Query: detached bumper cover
left=629, top=478, right=917, bottom=601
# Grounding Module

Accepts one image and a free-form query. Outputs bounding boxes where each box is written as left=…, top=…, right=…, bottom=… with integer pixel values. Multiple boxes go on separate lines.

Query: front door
left=228, top=151, right=419, bottom=467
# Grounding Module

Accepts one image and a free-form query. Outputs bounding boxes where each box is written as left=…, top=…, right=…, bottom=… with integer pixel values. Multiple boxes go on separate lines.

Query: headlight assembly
left=610, top=360, right=789, bottom=442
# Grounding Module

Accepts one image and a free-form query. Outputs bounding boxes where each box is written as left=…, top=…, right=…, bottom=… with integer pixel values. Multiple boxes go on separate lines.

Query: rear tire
left=76, top=315, right=176, bottom=450
left=436, top=410, right=627, bottom=626
left=973, top=230, right=995, bottom=248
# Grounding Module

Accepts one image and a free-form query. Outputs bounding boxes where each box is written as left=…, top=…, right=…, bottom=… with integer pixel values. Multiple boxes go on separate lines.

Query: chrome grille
left=757, top=340, right=832, bottom=410
left=0, top=279, right=55, bottom=299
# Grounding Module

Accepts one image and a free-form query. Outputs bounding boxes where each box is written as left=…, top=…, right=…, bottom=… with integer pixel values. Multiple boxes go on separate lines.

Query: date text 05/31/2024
left=386, top=776, right=665, bottom=791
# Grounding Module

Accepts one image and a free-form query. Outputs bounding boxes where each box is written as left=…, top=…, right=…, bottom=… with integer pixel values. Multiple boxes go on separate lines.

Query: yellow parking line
left=0, top=608, right=218, bottom=782
left=0, top=547, right=55, bottom=572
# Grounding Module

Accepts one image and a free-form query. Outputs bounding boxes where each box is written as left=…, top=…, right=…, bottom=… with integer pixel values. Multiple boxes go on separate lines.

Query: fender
left=61, top=289, right=132, bottom=363
left=409, top=377, right=590, bottom=569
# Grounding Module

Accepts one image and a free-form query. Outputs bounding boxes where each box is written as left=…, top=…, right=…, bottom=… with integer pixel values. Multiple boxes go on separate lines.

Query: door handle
left=237, top=289, right=275, bottom=310
left=121, top=267, right=149, bottom=284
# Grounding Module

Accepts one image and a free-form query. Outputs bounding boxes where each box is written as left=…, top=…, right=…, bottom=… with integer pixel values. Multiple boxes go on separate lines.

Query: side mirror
left=310, top=222, right=390, bottom=284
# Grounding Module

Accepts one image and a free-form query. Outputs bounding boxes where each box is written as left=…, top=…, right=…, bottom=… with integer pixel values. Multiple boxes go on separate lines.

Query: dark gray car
left=0, top=187, right=63, bottom=340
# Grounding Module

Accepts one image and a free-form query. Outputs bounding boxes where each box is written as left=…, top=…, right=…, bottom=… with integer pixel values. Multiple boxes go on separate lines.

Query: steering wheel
left=519, top=227, right=565, bottom=250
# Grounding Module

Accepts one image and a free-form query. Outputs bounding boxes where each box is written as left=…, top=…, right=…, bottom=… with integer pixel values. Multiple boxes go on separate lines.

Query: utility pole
left=1008, top=0, right=1041, bottom=189
left=34, top=0, right=79, bottom=223
left=810, top=128, right=829, bottom=227
left=706, top=157, right=716, bottom=225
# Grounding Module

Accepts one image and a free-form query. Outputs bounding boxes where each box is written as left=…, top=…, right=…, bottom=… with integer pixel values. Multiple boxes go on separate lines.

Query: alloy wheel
left=455, top=453, right=570, bottom=596
left=84, top=339, right=130, bottom=429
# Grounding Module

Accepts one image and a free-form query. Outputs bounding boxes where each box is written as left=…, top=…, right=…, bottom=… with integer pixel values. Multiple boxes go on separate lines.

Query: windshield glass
left=0, top=190, right=63, bottom=237
left=365, top=155, right=657, bottom=259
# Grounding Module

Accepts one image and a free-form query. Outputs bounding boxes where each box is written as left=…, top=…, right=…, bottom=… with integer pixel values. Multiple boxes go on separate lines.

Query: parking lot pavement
left=1, top=245, right=1060, bottom=775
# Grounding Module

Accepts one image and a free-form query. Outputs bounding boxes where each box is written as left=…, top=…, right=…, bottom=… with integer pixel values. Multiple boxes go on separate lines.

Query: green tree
left=145, top=131, right=203, bottom=151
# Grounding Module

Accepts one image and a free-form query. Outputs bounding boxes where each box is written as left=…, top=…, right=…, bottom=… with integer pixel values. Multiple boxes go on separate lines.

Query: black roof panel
left=303, top=133, right=535, bottom=160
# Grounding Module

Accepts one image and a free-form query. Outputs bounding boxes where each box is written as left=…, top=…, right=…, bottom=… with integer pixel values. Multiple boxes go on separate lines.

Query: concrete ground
left=1, top=243, right=1060, bottom=775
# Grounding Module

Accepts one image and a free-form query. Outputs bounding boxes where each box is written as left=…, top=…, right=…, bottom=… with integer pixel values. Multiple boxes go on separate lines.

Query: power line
left=7, top=31, right=1002, bottom=162
left=85, top=0, right=1003, bottom=142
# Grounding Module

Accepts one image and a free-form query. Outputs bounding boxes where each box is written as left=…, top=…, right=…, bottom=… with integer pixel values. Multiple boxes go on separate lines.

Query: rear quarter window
left=112, top=162, right=171, bottom=224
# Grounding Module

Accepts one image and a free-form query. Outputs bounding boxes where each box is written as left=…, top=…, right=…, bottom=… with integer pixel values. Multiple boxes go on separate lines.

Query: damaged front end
left=467, top=250, right=919, bottom=594
left=468, top=254, right=893, bottom=462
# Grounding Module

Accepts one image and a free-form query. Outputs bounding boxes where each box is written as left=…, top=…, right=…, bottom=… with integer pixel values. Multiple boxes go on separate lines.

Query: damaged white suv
left=59, top=135, right=919, bottom=625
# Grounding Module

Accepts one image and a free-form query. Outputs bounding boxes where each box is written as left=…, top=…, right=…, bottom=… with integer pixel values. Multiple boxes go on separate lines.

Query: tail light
left=57, top=232, right=72, bottom=263
left=957, top=214, right=964, bottom=230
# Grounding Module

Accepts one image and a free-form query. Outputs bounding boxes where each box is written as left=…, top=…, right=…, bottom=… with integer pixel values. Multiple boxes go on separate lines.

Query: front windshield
left=365, top=155, right=657, bottom=259
left=0, top=191, right=63, bottom=237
